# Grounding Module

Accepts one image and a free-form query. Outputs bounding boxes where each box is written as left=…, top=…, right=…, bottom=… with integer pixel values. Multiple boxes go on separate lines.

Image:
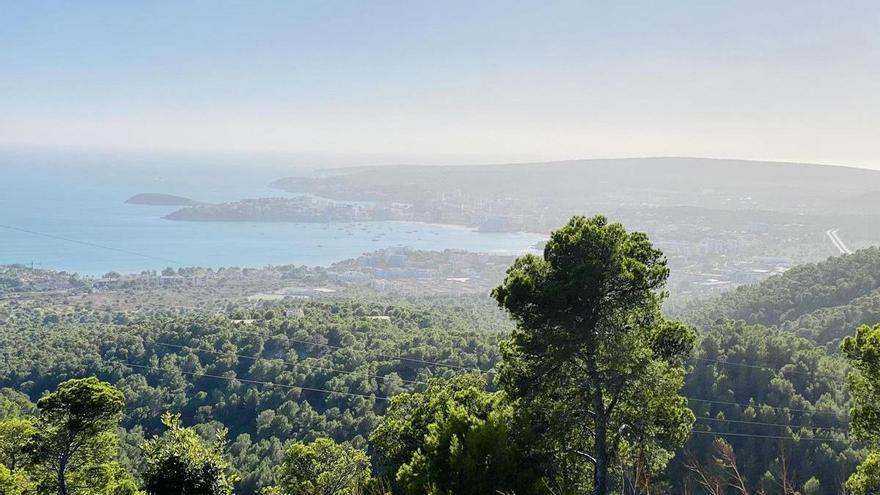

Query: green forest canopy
left=4, top=221, right=880, bottom=493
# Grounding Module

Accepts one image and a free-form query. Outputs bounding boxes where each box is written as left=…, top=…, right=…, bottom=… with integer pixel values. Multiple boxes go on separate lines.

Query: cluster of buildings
left=668, top=255, right=793, bottom=299
left=324, top=247, right=513, bottom=293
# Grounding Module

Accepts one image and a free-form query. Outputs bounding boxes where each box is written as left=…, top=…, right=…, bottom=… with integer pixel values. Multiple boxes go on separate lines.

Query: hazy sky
left=2, top=1, right=879, bottom=167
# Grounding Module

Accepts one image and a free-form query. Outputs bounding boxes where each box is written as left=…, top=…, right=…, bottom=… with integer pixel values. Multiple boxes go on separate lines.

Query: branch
left=572, top=449, right=597, bottom=465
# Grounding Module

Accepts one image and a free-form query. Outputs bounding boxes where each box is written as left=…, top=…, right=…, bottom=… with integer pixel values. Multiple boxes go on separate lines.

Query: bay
left=0, top=149, right=544, bottom=275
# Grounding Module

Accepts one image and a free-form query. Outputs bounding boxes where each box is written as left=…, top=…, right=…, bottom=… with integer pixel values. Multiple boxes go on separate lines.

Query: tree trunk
left=593, top=397, right=609, bottom=495
left=58, top=467, right=68, bottom=495
left=57, top=453, right=69, bottom=495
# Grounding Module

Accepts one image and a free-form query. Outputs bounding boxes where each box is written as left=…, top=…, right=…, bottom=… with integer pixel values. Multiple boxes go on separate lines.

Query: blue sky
left=2, top=1, right=879, bottom=166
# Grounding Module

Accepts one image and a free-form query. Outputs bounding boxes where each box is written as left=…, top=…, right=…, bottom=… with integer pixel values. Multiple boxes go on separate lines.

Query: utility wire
left=122, top=362, right=389, bottom=402
left=690, top=356, right=821, bottom=377
left=0, top=223, right=181, bottom=264
left=136, top=334, right=853, bottom=430
left=695, top=416, right=847, bottom=433
left=128, top=358, right=853, bottom=442
left=26, top=311, right=857, bottom=427
left=285, top=335, right=490, bottom=373
left=96, top=306, right=493, bottom=375
left=14, top=287, right=838, bottom=380
left=190, top=322, right=492, bottom=374
left=141, top=337, right=428, bottom=386
left=690, top=427, right=849, bottom=443
left=688, top=397, right=846, bottom=417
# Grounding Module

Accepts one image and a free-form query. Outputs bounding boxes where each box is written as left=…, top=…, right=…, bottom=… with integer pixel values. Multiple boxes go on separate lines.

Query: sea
left=0, top=149, right=545, bottom=275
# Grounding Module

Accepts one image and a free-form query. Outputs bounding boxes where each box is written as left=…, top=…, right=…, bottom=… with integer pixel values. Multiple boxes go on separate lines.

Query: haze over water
left=0, top=150, right=544, bottom=275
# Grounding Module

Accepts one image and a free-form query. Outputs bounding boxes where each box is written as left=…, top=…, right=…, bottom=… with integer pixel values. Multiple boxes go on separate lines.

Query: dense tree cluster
left=3, top=217, right=880, bottom=493
left=0, top=299, right=508, bottom=493
left=674, top=321, right=859, bottom=494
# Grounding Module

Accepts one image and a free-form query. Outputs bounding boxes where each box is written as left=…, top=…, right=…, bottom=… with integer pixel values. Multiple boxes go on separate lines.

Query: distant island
left=125, top=193, right=200, bottom=206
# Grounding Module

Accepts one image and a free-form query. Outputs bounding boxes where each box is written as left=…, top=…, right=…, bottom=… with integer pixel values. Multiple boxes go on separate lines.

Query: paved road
left=826, top=228, right=852, bottom=255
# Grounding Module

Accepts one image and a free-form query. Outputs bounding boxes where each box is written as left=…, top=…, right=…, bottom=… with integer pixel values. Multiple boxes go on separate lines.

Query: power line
left=695, top=416, right=847, bottom=433
left=122, top=362, right=390, bottom=402
left=115, top=365, right=862, bottom=447
left=6, top=301, right=494, bottom=377
left=141, top=337, right=428, bottom=386
left=121, top=353, right=848, bottom=434
left=11, top=304, right=854, bottom=422
left=285, top=335, right=491, bottom=373
left=189, top=321, right=493, bottom=374
left=687, top=397, right=846, bottom=417
left=100, top=307, right=493, bottom=375
left=0, top=223, right=181, bottom=264
left=10, top=283, right=835, bottom=380
left=124, top=331, right=854, bottom=430
left=133, top=332, right=849, bottom=432
left=692, top=429, right=849, bottom=443
left=690, top=428, right=849, bottom=443
left=690, top=356, right=821, bottom=377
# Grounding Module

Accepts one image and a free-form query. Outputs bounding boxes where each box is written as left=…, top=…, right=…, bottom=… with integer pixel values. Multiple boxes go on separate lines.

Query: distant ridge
left=271, top=157, right=880, bottom=215
left=312, top=156, right=880, bottom=177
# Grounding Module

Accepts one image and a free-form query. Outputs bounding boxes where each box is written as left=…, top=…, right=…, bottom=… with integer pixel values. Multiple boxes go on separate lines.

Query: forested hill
left=666, top=251, right=871, bottom=492
left=677, top=247, right=880, bottom=347
left=0, top=288, right=861, bottom=493
left=1, top=241, right=877, bottom=493
left=0, top=299, right=511, bottom=494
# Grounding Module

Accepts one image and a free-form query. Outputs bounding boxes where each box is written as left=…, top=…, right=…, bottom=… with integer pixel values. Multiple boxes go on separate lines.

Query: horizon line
left=0, top=143, right=878, bottom=172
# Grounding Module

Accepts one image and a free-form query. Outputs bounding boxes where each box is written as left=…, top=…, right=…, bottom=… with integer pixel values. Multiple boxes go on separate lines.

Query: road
left=825, top=228, right=852, bottom=255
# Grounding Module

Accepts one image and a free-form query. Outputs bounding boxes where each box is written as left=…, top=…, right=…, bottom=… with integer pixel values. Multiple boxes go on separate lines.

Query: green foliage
left=3, top=239, right=879, bottom=494
left=66, top=462, right=141, bottom=495
left=272, top=438, right=371, bottom=495
left=397, top=402, right=522, bottom=495
left=667, top=246, right=878, bottom=493
left=371, top=374, right=492, bottom=473
left=141, top=412, right=238, bottom=495
left=847, top=452, right=880, bottom=495
left=680, top=247, right=880, bottom=347
left=675, top=320, right=856, bottom=494
left=842, top=323, right=880, bottom=445
left=0, top=463, right=31, bottom=495
left=372, top=374, right=534, bottom=495
left=36, top=377, right=126, bottom=435
left=31, top=377, right=128, bottom=495
left=0, top=390, right=36, bottom=421
left=802, top=476, right=822, bottom=495
left=0, top=417, right=36, bottom=471
left=493, top=215, right=696, bottom=494
left=842, top=323, right=880, bottom=494
left=0, top=298, right=508, bottom=493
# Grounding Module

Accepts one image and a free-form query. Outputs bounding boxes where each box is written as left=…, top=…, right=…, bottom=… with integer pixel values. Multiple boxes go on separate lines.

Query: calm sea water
left=0, top=150, right=544, bottom=275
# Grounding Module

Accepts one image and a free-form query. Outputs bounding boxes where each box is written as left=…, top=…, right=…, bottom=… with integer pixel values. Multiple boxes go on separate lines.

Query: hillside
left=0, top=298, right=510, bottom=493
left=0, top=273, right=863, bottom=494
left=272, top=157, right=880, bottom=215
left=678, top=247, right=880, bottom=347
left=1, top=238, right=876, bottom=494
